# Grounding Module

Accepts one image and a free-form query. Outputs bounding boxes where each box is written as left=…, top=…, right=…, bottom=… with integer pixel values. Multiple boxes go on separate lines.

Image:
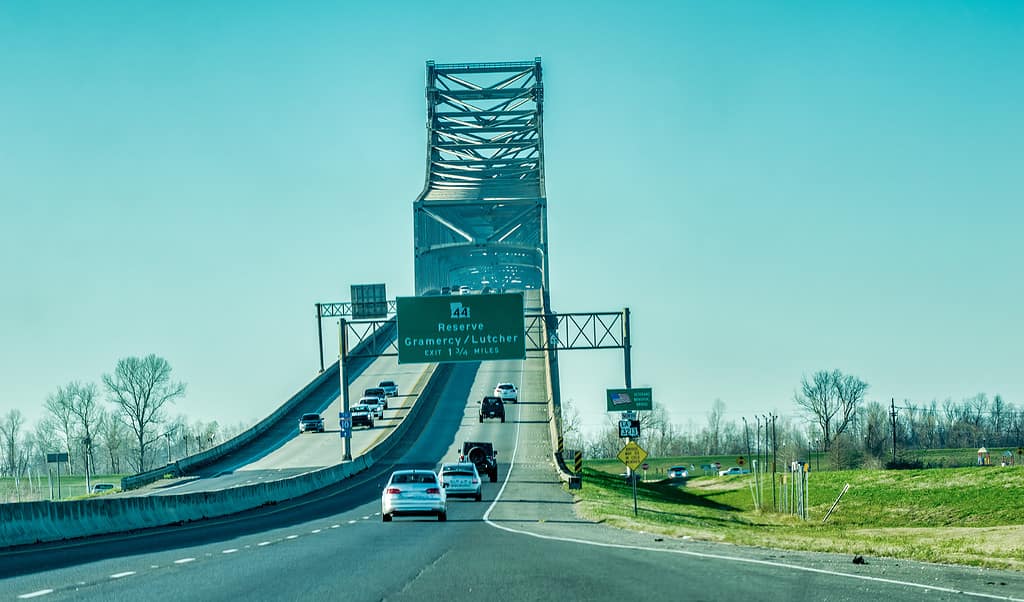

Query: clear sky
left=2, top=2, right=1022, bottom=437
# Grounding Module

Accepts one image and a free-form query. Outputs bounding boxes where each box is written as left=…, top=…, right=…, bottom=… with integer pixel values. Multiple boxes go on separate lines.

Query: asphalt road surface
left=3, top=355, right=1022, bottom=601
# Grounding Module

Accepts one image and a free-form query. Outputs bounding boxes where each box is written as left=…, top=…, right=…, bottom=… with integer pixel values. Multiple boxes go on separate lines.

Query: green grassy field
left=573, top=463, right=1024, bottom=570
left=0, top=474, right=125, bottom=503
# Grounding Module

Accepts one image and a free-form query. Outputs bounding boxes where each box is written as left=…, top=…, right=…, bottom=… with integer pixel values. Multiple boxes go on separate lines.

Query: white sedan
left=440, top=463, right=483, bottom=502
left=382, top=470, right=447, bottom=521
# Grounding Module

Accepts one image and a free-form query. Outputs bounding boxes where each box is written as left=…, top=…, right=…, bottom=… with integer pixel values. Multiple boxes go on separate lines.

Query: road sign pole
left=622, top=307, right=632, bottom=389
left=340, top=318, right=352, bottom=461
left=316, top=303, right=325, bottom=373
left=632, top=472, right=638, bottom=516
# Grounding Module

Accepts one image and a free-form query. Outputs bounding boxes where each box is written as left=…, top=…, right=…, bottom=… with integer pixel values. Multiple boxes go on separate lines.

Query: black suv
left=479, top=396, right=505, bottom=423
left=460, top=441, right=498, bottom=482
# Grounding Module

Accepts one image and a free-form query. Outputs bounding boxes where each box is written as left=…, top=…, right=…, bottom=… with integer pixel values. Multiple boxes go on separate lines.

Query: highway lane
left=4, top=355, right=1023, bottom=601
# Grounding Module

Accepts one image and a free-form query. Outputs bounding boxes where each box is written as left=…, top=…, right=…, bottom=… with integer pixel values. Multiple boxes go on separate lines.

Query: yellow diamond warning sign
left=616, top=441, right=648, bottom=471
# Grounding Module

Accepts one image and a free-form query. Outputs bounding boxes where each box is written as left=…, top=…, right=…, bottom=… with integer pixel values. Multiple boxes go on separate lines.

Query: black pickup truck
left=460, top=441, right=498, bottom=482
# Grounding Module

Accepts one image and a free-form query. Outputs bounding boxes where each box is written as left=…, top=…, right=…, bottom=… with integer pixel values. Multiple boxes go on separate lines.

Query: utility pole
left=890, top=397, right=898, bottom=465
left=770, top=413, right=777, bottom=511
left=742, top=417, right=751, bottom=461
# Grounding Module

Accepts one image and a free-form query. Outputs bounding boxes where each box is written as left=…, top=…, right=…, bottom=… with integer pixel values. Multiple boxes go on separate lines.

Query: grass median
left=572, top=464, right=1024, bottom=570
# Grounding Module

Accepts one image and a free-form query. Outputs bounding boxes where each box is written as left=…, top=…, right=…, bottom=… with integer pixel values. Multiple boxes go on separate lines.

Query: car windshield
left=443, top=470, right=474, bottom=477
left=392, top=473, right=436, bottom=484
left=380, top=381, right=394, bottom=386
left=301, top=414, right=319, bottom=420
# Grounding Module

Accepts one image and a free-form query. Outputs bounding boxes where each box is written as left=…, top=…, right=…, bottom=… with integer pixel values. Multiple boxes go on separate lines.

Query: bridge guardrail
left=541, top=290, right=573, bottom=482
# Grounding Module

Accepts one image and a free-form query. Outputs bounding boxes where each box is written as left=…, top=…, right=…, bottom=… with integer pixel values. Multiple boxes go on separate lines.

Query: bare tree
left=794, top=369, right=868, bottom=451
left=66, top=382, right=103, bottom=488
left=0, top=410, right=26, bottom=477
left=44, top=386, right=77, bottom=472
left=103, top=354, right=186, bottom=472
left=97, top=413, right=130, bottom=474
left=707, top=399, right=725, bottom=454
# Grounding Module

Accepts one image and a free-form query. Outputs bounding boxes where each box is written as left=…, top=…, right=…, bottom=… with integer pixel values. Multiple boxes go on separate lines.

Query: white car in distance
left=493, top=383, right=518, bottom=403
left=359, top=396, right=385, bottom=419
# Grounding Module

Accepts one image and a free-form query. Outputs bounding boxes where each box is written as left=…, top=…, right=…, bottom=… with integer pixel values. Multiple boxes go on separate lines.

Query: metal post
left=340, top=318, right=352, bottom=461
left=632, top=472, right=638, bottom=517
left=622, top=307, right=632, bottom=389
left=56, top=459, right=61, bottom=501
left=890, top=397, right=898, bottom=465
left=316, top=303, right=325, bottom=373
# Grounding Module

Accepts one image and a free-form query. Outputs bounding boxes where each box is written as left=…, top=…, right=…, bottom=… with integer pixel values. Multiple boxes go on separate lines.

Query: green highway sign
left=397, top=293, right=525, bottom=364
left=606, top=387, right=653, bottom=411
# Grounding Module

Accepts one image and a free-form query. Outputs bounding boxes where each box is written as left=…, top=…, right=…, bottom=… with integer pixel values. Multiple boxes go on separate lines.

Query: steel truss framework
left=413, top=58, right=549, bottom=296
left=337, top=310, right=629, bottom=360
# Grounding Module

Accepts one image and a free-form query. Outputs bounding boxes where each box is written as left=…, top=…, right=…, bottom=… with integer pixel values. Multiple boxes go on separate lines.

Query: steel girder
left=413, top=58, right=549, bottom=295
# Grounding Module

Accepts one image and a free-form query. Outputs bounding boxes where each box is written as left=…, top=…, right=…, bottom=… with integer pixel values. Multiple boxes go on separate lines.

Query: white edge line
left=481, top=401, right=1022, bottom=602
left=110, top=571, right=136, bottom=579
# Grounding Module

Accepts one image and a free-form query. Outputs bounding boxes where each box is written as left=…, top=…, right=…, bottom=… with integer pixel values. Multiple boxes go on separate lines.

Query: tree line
left=566, top=369, right=1024, bottom=468
left=0, top=354, right=246, bottom=491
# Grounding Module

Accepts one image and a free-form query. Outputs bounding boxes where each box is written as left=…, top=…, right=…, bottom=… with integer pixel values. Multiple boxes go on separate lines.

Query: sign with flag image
left=606, top=388, right=653, bottom=411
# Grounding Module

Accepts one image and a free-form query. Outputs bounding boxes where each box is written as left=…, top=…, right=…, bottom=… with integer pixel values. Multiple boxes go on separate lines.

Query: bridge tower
left=414, top=58, right=549, bottom=295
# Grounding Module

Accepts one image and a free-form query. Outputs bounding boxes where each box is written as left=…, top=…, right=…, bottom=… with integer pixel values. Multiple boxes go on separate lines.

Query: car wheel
left=489, top=470, right=498, bottom=482
left=478, top=415, right=483, bottom=423
left=437, top=511, right=447, bottom=522
left=475, top=492, right=482, bottom=502
left=382, top=513, right=392, bottom=522
left=369, top=421, right=374, bottom=428
left=500, top=416, right=505, bottom=423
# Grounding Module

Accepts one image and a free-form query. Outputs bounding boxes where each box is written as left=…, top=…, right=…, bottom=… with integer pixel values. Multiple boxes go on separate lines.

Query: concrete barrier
left=541, top=290, right=573, bottom=482
left=1, top=348, right=453, bottom=550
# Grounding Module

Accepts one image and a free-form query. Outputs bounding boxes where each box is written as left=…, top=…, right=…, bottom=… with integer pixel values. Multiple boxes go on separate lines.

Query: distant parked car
left=298, top=413, right=324, bottom=434
left=718, top=466, right=750, bottom=477
left=667, top=466, right=689, bottom=479
left=91, top=483, right=115, bottom=494
left=378, top=380, right=398, bottom=397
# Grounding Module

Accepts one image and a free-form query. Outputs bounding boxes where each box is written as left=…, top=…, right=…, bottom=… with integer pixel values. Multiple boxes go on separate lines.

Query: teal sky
left=2, top=2, right=1021, bottom=436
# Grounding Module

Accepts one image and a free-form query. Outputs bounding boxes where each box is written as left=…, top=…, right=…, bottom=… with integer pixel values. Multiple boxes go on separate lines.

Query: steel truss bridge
left=414, top=59, right=549, bottom=296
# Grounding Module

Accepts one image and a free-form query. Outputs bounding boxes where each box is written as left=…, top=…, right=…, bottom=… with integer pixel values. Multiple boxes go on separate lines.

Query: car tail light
left=386, top=488, right=401, bottom=494
left=459, top=455, right=465, bottom=461
left=471, top=479, right=478, bottom=484
left=425, top=487, right=440, bottom=494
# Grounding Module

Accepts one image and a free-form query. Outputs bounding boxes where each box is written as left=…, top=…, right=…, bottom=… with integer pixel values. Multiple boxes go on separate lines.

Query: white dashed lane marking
left=174, top=558, right=195, bottom=564
left=257, top=541, right=271, bottom=547
left=17, top=590, right=54, bottom=599
left=286, top=535, right=298, bottom=540
left=110, top=571, right=136, bottom=579
left=311, top=529, right=322, bottom=534
left=223, top=549, right=239, bottom=554
left=361, top=516, right=370, bottom=520
left=330, top=524, right=340, bottom=529
left=347, top=520, right=357, bottom=524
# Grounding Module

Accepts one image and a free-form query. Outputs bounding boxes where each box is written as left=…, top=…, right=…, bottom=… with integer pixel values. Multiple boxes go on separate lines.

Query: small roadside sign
left=618, top=419, right=640, bottom=439
left=606, top=388, right=653, bottom=411
left=616, top=441, right=648, bottom=471
left=641, top=463, right=649, bottom=471
left=339, top=411, right=352, bottom=439
left=737, top=456, right=745, bottom=466
left=46, top=453, right=69, bottom=463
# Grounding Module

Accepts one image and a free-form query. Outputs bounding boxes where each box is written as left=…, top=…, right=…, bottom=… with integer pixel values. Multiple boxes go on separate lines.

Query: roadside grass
left=573, top=465, right=1024, bottom=570
left=0, top=474, right=125, bottom=503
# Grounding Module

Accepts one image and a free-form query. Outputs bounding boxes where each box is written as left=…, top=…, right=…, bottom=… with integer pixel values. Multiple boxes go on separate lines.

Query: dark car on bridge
left=478, top=396, right=505, bottom=423
left=298, top=413, right=324, bottom=434
left=460, top=441, right=498, bottom=482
